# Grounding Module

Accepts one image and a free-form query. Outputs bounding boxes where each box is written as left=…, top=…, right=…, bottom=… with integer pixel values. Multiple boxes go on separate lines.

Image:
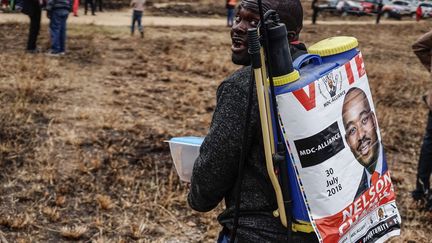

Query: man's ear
left=287, top=31, right=297, bottom=42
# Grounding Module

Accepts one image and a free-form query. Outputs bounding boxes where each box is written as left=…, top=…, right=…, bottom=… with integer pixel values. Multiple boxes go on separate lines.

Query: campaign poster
left=276, top=53, right=401, bottom=243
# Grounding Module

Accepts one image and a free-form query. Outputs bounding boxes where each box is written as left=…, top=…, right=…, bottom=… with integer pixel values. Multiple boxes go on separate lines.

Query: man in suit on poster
left=342, top=87, right=387, bottom=199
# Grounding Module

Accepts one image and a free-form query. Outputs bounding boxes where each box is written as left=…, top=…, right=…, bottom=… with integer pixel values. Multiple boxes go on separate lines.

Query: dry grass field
left=0, top=11, right=432, bottom=243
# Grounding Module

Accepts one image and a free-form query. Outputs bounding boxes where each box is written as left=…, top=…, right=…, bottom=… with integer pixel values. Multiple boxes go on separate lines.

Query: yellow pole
left=260, top=49, right=275, bottom=154
left=253, top=67, right=287, bottom=227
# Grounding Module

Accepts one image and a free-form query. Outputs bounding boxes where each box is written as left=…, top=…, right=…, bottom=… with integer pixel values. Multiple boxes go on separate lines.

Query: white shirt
left=131, top=0, right=145, bottom=11
left=365, top=145, right=383, bottom=187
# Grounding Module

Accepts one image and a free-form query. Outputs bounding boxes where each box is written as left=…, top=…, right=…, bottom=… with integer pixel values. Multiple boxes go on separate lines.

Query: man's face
left=230, top=1, right=260, bottom=65
left=342, top=89, right=379, bottom=170
left=378, top=208, right=384, bottom=218
left=328, top=78, right=334, bottom=89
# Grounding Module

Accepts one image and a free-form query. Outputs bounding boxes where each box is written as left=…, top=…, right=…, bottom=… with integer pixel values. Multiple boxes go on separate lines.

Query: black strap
left=230, top=69, right=256, bottom=243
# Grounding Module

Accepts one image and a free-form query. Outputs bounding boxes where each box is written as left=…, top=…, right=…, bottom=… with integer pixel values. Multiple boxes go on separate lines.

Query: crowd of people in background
left=0, top=0, right=101, bottom=13
left=3, top=0, right=147, bottom=55
left=20, top=0, right=76, bottom=55
left=2, top=0, right=154, bottom=56
left=83, top=0, right=103, bottom=16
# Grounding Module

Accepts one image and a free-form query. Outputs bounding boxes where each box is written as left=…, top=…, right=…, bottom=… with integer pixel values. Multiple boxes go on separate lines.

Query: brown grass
left=0, top=14, right=431, bottom=242
left=60, top=225, right=88, bottom=239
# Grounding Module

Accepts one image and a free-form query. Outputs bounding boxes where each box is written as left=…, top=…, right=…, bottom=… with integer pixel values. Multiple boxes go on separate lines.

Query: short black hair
left=269, top=0, right=303, bottom=40
left=240, top=0, right=303, bottom=40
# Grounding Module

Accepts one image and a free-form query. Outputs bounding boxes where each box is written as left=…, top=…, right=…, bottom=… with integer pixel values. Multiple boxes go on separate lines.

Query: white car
left=382, top=0, right=413, bottom=18
left=336, top=0, right=365, bottom=15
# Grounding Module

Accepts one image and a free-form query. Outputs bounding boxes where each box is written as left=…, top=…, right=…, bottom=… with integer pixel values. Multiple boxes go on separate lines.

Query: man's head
left=328, top=78, right=335, bottom=90
left=342, top=88, right=379, bottom=172
left=378, top=208, right=384, bottom=219
left=230, top=0, right=303, bottom=65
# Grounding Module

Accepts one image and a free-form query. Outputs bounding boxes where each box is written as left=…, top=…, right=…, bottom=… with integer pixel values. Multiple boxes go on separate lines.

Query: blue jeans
left=227, top=8, right=235, bottom=27
left=49, top=9, right=69, bottom=53
left=131, top=10, right=143, bottom=34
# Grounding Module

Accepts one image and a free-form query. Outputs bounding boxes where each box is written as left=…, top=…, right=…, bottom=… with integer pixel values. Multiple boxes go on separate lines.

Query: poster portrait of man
left=377, top=207, right=386, bottom=221
left=341, top=87, right=387, bottom=199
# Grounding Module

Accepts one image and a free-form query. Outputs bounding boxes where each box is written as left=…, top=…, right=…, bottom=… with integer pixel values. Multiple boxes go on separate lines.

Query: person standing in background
left=412, top=30, right=432, bottom=211
left=22, top=0, right=42, bottom=53
left=72, top=0, right=79, bottom=16
left=130, top=0, right=145, bottom=38
left=226, top=0, right=236, bottom=27
left=416, top=5, right=422, bottom=22
left=84, top=0, right=95, bottom=15
left=375, top=0, right=383, bottom=24
left=46, top=0, right=72, bottom=55
left=311, top=0, right=319, bottom=25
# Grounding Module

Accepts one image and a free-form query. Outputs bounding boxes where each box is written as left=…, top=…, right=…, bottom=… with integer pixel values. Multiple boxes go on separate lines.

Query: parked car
left=381, top=0, right=413, bottom=19
left=336, top=0, right=366, bottom=15
left=360, top=0, right=379, bottom=14
left=318, top=0, right=340, bottom=14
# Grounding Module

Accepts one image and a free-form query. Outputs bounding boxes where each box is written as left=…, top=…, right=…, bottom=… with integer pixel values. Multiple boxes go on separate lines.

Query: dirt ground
left=0, top=10, right=417, bottom=26
left=1, top=9, right=432, bottom=243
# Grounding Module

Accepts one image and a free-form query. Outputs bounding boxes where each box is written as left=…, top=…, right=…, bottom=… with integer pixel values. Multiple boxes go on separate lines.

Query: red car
left=360, top=0, right=376, bottom=14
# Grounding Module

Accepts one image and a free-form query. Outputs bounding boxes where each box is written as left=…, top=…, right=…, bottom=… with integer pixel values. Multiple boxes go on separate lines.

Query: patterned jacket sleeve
left=188, top=79, right=248, bottom=212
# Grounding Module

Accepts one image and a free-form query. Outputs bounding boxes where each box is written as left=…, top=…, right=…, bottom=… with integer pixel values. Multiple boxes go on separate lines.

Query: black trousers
left=27, top=5, right=41, bottom=51
left=84, top=0, right=95, bottom=15
left=376, top=11, right=382, bottom=24
left=95, top=0, right=102, bottom=11
left=415, top=111, right=432, bottom=196
left=312, top=8, right=319, bottom=24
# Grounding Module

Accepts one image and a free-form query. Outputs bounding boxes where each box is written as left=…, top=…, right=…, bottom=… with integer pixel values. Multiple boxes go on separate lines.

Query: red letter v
left=292, top=83, right=316, bottom=111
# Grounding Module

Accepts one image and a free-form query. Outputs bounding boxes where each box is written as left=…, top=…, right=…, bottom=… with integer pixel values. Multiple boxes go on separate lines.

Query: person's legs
left=376, top=11, right=381, bottom=24
left=90, top=0, right=95, bottom=15
left=131, top=11, right=137, bottom=35
left=137, top=11, right=143, bottom=38
left=98, top=0, right=102, bottom=12
left=226, top=8, right=230, bottom=26
left=59, top=11, right=68, bottom=53
left=312, top=9, right=317, bottom=24
left=49, top=10, right=61, bottom=53
left=73, top=0, right=79, bottom=16
left=27, top=7, right=41, bottom=51
left=84, top=0, right=88, bottom=15
left=413, top=111, right=432, bottom=200
left=27, top=14, right=35, bottom=50
left=227, top=8, right=234, bottom=27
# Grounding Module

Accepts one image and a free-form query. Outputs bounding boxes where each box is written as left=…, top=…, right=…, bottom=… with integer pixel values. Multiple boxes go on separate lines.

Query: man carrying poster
left=341, top=87, right=387, bottom=200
